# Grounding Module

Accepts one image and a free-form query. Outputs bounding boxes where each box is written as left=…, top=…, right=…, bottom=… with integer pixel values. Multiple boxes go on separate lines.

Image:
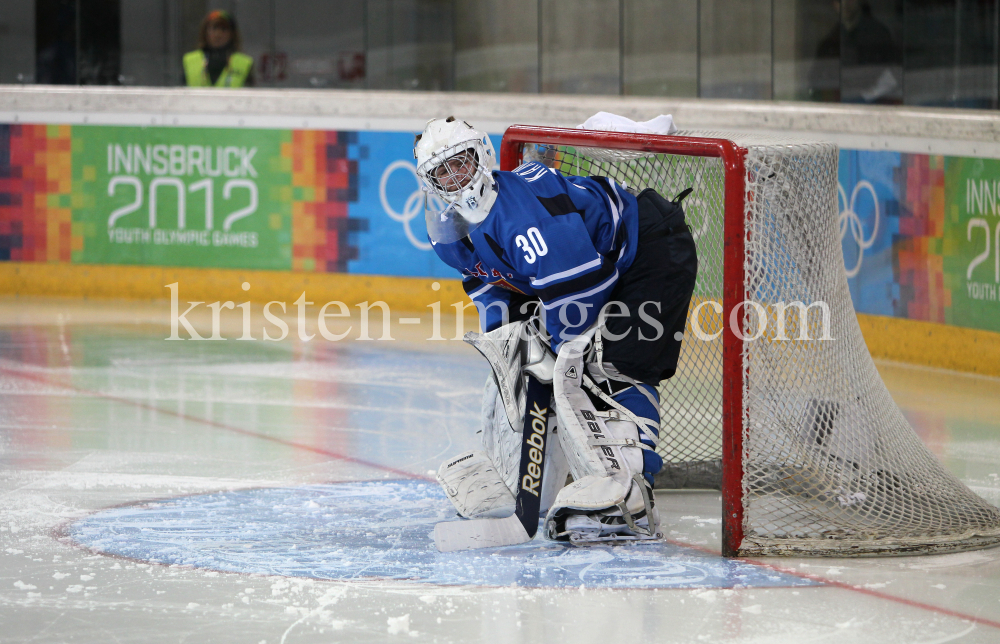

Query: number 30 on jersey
left=515, top=227, right=548, bottom=264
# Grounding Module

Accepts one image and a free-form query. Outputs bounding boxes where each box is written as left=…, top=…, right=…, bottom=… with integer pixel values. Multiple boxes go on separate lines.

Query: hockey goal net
left=499, top=125, right=1000, bottom=557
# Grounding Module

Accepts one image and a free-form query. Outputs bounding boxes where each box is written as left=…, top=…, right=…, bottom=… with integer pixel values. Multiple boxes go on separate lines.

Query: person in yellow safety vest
left=183, top=10, right=255, bottom=88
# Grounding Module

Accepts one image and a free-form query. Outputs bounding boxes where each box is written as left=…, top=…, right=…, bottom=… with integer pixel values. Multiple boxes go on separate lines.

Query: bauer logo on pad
left=565, top=366, right=577, bottom=379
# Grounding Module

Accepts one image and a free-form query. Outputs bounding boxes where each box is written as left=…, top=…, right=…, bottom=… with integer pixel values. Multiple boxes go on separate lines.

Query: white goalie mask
left=414, top=117, right=498, bottom=244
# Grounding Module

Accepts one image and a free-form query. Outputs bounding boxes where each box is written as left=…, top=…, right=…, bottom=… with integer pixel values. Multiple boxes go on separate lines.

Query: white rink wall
left=2, top=85, right=1000, bottom=158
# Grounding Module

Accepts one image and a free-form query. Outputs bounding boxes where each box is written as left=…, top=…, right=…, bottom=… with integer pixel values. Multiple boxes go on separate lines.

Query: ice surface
left=2, top=299, right=1000, bottom=643
left=68, top=480, right=817, bottom=590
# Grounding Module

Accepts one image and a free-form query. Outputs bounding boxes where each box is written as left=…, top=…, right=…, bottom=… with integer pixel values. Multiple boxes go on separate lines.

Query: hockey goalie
left=415, top=117, right=697, bottom=549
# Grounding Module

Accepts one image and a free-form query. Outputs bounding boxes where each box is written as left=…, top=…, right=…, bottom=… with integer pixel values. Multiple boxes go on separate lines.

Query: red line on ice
left=1, top=366, right=434, bottom=482
left=663, top=538, right=1000, bottom=630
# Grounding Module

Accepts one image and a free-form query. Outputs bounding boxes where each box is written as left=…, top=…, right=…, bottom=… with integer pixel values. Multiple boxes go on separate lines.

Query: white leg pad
left=544, top=335, right=659, bottom=540
left=436, top=450, right=516, bottom=519
left=481, top=373, right=567, bottom=511
left=539, top=411, right=570, bottom=514
left=551, top=336, right=634, bottom=488
left=551, top=336, right=617, bottom=481
left=481, top=374, right=522, bottom=493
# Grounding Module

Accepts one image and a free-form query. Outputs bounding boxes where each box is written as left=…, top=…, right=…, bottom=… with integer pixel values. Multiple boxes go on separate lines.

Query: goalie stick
left=433, top=375, right=551, bottom=552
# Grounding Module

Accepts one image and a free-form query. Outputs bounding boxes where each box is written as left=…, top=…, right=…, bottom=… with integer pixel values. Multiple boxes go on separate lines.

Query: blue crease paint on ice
left=68, top=480, right=819, bottom=590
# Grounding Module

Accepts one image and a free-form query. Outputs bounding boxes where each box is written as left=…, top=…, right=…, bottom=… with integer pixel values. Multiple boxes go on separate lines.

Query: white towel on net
left=577, top=111, right=678, bottom=135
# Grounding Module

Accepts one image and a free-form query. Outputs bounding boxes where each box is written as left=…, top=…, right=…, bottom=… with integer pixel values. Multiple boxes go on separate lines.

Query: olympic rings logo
left=379, top=160, right=446, bottom=252
left=837, top=180, right=880, bottom=278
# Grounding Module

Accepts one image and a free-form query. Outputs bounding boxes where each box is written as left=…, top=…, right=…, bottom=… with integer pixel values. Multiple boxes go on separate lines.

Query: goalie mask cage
left=499, top=125, right=1000, bottom=558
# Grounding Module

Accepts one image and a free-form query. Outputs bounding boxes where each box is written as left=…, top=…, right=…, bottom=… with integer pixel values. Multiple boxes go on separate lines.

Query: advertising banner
left=944, top=157, right=1000, bottom=331
left=353, top=131, right=454, bottom=279
left=0, top=123, right=457, bottom=278
left=77, top=126, right=289, bottom=269
left=2, top=121, right=999, bottom=334
left=839, top=150, right=1000, bottom=333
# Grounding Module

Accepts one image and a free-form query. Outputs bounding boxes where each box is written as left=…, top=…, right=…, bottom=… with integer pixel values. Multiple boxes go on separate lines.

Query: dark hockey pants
left=601, top=188, right=699, bottom=387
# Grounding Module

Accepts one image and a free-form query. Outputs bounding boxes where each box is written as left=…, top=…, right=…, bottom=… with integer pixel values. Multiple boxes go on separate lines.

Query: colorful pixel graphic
left=0, top=124, right=75, bottom=263
left=286, top=130, right=366, bottom=272
left=894, top=154, right=949, bottom=324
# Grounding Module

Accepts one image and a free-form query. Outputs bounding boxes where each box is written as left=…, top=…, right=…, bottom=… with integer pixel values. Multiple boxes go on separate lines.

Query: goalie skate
left=548, top=475, right=662, bottom=544
left=562, top=513, right=663, bottom=545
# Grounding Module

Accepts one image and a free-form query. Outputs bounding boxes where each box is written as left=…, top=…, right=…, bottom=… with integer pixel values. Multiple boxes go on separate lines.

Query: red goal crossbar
left=499, top=125, right=749, bottom=557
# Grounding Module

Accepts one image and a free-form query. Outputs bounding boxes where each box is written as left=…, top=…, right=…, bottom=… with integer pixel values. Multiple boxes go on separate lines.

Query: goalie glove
left=436, top=450, right=516, bottom=519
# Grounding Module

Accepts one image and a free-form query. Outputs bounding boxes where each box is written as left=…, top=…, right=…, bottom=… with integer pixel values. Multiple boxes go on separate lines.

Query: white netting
left=524, top=131, right=1000, bottom=556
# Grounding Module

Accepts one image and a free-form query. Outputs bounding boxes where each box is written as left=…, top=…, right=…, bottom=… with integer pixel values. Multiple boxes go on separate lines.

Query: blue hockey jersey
left=432, top=161, right=639, bottom=351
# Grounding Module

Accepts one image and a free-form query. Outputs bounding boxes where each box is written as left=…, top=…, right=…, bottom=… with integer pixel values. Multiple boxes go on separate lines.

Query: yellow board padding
left=0, top=262, right=471, bottom=313
left=857, top=313, right=1000, bottom=378
left=3, top=262, right=999, bottom=377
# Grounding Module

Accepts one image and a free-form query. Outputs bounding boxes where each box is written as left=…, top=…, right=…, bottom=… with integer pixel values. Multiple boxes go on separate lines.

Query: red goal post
left=500, top=125, right=749, bottom=557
